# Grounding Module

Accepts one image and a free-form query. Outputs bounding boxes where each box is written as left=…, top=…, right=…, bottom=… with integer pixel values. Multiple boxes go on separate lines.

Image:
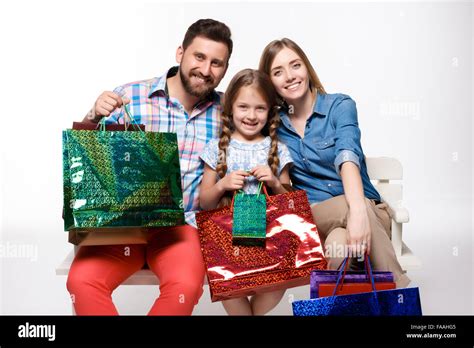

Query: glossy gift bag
left=293, top=257, right=422, bottom=316
left=196, top=189, right=327, bottom=302
left=311, top=256, right=395, bottom=298
left=64, top=121, right=152, bottom=245
left=232, top=182, right=267, bottom=246
left=62, top=117, right=185, bottom=234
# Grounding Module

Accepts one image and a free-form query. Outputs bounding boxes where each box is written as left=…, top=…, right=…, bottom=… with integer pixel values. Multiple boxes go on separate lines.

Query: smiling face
left=176, top=36, right=229, bottom=98
left=231, top=85, right=269, bottom=142
left=269, top=47, right=311, bottom=103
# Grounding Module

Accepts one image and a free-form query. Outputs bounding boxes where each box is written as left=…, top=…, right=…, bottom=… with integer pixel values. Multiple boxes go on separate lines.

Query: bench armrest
left=382, top=197, right=410, bottom=224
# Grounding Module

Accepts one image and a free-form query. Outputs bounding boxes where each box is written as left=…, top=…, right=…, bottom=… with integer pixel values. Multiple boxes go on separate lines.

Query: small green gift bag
left=231, top=182, right=267, bottom=246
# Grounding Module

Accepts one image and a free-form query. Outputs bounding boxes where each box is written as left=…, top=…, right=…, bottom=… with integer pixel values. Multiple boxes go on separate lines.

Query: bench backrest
left=366, top=157, right=403, bottom=202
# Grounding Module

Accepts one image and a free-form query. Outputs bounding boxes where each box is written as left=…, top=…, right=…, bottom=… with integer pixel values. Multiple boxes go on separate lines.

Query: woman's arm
left=340, top=162, right=371, bottom=254
left=199, top=164, right=249, bottom=210
left=330, top=96, right=372, bottom=254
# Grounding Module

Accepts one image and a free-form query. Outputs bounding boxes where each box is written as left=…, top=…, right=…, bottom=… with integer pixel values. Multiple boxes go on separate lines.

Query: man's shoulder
left=113, top=77, right=160, bottom=93
left=209, top=90, right=224, bottom=107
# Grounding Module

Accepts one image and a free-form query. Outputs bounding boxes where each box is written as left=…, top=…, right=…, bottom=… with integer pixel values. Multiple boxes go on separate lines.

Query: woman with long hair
left=259, top=38, right=410, bottom=287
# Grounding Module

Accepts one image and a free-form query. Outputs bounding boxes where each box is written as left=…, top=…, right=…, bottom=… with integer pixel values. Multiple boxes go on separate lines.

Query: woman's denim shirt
left=277, top=92, right=381, bottom=204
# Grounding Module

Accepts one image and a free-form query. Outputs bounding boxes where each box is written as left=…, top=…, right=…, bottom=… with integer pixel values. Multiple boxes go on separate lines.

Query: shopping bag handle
left=336, top=250, right=373, bottom=276
left=331, top=253, right=377, bottom=297
left=98, top=102, right=145, bottom=133
left=229, top=182, right=273, bottom=213
left=122, top=103, right=145, bottom=133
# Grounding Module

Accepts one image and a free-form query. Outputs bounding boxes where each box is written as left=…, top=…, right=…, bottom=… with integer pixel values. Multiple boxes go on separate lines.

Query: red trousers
left=66, top=225, right=205, bottom=315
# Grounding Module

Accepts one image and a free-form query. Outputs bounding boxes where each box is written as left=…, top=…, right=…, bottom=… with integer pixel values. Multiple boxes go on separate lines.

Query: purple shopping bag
left=310, top=270, right=394, bottom=298
left=294, top=257, right=422, bottom=316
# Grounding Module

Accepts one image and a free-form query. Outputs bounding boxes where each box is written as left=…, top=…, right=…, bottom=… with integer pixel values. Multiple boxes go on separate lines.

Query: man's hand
left=87, top=91, right=130, bottom=122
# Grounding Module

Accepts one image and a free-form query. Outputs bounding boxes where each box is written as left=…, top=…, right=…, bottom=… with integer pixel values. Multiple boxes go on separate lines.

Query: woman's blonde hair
left=217, top=68, right=280, bottom=179
left=258, top=38, right=326, bottom=99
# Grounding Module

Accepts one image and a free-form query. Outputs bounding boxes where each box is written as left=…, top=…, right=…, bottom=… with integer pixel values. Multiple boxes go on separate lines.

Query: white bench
left=56, top=248, right=160, bottom=285
left=365, top=157, right=421, bottom=270
left=56, top=157, right=421, bottom=289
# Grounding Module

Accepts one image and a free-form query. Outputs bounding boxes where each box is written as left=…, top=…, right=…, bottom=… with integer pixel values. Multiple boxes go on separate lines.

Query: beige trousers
left=311, top=195, right=410, bottom=288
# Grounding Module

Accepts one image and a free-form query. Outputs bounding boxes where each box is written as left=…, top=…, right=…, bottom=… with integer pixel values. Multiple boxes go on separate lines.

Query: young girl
left=199, top=69, right=293, bottom=315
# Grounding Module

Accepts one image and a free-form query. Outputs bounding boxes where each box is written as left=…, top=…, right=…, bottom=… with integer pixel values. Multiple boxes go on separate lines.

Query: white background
left=0, top=0, right=472, bottom=315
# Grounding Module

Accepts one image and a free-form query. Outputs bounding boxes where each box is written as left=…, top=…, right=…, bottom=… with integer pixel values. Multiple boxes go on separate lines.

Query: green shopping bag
left=62, top=114, right=184, bottom=232
left=231, top=182, right=267, bottom=246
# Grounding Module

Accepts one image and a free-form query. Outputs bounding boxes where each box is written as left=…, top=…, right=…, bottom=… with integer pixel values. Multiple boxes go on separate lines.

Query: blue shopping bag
left=292, top=256, right=422, bottom=316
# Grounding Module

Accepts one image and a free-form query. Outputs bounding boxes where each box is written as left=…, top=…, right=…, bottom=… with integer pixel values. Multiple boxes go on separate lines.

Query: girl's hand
left=346, top=205, right=371, bottom=257
left=217, top=170, right=250, bottom=192
left=250, top=165, right=281, bottom=189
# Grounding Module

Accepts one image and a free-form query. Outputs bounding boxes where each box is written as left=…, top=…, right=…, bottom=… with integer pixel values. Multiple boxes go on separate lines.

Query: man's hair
left=182, top=19, right=233, bottom=59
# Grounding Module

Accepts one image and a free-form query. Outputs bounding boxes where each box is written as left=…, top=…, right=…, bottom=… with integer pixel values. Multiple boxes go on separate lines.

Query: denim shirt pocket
left=314, top=137, right=336, bottom=164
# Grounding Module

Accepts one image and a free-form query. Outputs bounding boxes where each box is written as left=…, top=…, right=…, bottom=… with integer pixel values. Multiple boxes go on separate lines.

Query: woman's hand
left=339, top=161, right=371, bottom=257
left=216, top=170, right=249, bottom=192
left=250, top=165, right=281, bottom=190
left=346, top=204, right=371, bottom=257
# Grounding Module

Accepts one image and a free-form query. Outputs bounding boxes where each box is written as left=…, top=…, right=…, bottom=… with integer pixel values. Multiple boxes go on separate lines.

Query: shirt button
left=328, top=183, right=332, bottom=187
left=303, top=158, right=306, bottom=161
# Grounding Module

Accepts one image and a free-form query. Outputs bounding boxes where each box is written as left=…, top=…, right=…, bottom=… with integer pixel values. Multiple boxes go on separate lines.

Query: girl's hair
left=216, top=68, right=280, bottom=179
left=258, top=38, right=326, bottom=101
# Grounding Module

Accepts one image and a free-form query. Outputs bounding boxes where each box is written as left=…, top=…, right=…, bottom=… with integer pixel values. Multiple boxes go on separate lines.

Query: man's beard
left=179, top=68, right=215, bottom=99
